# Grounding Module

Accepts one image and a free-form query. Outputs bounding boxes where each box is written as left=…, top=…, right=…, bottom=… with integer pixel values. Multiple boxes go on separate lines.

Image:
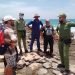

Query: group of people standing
left=0, top=13, right=55, bottom=75
left=0, top=13, right=75, bottom=75
left=16, top=13, right=54, bottom=58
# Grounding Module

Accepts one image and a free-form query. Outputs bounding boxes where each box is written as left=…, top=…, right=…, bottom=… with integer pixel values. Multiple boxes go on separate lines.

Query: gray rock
left=29, top=63, right=42, bottom=71
left=17, top=59, right=26, bottom=69
left=54, top=56, right=60, bottom=60
left=22, top=52, right=41, bottom=62
left=43, top=62, right=52, bottom=69
left=53, top=70, right=62, bottom=75
left=28, top=63, right=43, bottom=75
left=45, top=58, right=52, bottom=63
left=17, top=67, right=32, bottom=75
left=37, top=68, right=48, bottom=75
left=36, top=59, right=46, bottom=63
left=47, top=69, right=54, bottom=75
left=36, top=57, right=46, bottom=63
left=30, top=52, right=41, bottom=60
left=25, top=62, right=30, bottom=66
left=52, top=62, right=58, bottom=69
left=24, top=53, right=34, bottom=61
left=51, top=58, right=60, bottom=64
left=25, top=67, right=33, bottom=75
left=17, top=59, right=25, bottom=65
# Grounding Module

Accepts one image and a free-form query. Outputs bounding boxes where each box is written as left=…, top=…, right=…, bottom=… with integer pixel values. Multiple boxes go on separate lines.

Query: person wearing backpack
left=3, top=16, right=18, bottom=75
left=41, top=20, right=55, bottom=57
left=4, top=36, right=17, bottom=75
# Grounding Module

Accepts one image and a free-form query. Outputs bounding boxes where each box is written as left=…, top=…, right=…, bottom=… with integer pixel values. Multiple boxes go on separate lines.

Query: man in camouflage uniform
left=56, top=13, right=75, bottom=74
left=16, top=13, right=28, bottom=55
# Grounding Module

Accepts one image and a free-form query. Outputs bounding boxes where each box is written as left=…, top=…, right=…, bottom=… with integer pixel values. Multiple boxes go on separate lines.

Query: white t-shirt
left=4, top=27, right=17, bottom=41
left=4, top=27, right=14, bottom=35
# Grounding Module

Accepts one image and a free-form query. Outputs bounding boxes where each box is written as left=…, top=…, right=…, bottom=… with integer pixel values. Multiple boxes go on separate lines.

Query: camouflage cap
left=58, top=13, right=66, bottom=18
left=19, top=13, right=24, bottom=16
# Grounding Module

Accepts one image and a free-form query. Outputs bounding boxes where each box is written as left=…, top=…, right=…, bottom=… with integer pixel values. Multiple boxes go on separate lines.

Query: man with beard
left=3, top=16, right=18, bottom=75
left=56, top=13, right=75, bottom=74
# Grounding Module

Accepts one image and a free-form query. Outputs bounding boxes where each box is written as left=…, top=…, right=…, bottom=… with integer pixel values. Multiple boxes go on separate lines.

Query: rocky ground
left=0, top=31, right=75, bottom=75
left=0, top=40, right=75, bottom=75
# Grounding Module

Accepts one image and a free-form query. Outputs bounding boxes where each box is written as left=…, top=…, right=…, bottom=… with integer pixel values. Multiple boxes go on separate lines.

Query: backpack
left=45, top=26, right=54, bottom=36
left=0, top=23, right=5, bottom=45
left=0, top=30, right=4, bottom=45
left=0, top=24, right=8, bottom=55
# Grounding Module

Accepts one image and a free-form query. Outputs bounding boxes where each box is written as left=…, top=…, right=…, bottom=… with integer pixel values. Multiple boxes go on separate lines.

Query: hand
left=41, top=26, right=43, bottom=29
left=53, top=33, right=59, bottom=41
left=29, top=27, right=32, bottom=30
left=27, top=25, right=32, bottom=30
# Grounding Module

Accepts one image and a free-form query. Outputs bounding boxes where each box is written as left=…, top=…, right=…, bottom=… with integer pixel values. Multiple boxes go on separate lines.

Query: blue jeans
left=30, top=34, right=40, bottom=51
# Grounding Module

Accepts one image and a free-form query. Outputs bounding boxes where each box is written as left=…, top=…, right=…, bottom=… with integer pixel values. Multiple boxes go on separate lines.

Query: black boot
left=25, top=49, right=28, bottom=53
left=57, top=64, right=65, bottom=68
left=19, top=49, right=23, bottom=55
left=57, top=64, right=65, bottom=73
left=50, top=54, right=54, bottom=58
left=63, top=69, right=70, bottom=75
left=38, top=49, right=42, bottom=52
left=44, top=50, right=47, bottom=53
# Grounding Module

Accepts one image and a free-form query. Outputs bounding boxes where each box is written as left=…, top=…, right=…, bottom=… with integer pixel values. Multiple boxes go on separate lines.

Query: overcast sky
left=0, top=0, right=75, bottom=19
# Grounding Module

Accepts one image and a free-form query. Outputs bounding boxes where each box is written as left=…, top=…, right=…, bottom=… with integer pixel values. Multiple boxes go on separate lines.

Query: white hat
left=3, top=15, right=16, bottom=22
left=45, top=19, right=50, bottom=22
left=34, top=14, right=40, bottom=18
